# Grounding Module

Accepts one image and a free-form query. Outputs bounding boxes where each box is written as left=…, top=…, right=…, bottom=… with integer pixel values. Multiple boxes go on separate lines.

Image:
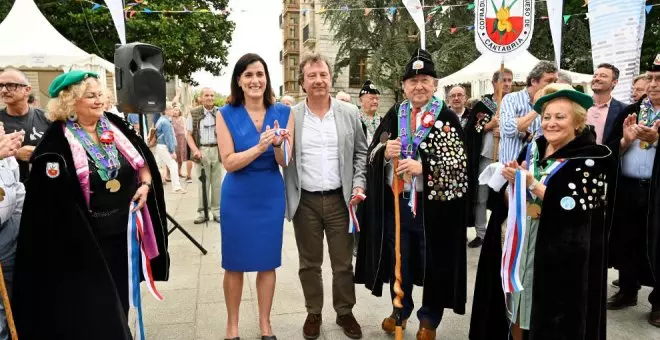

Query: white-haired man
left=280, top=95, right=296, bottom=107
left=187, top=87, right=223, bottom=223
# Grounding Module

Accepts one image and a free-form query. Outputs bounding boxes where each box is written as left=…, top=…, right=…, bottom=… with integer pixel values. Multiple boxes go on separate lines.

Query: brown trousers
left=292, top=191, right=356, bottom=315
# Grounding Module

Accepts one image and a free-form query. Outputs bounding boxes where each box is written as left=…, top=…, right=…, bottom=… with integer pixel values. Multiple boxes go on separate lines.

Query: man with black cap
left=355, top=49, right=468, bottom=340
left=606, top=53, right=660, bottom=327
left=358, top=80, right=381, bottom=145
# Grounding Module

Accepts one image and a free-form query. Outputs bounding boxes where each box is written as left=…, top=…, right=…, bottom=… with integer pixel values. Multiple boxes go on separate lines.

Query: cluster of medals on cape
left=66, top=115, right=122, bottom=193
left=398, top=98, right=442, bottom=183
left=638, top=97, right=659, bottom=149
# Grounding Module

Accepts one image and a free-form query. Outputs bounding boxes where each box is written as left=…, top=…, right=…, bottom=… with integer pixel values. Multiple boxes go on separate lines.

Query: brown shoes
left=303, top=313, right=322, bottom=339
left=650, top=306, right=660, bottom=328
left=381, top=314, right=408, bottom=334
left=336, top=313, right=363, bottom=339
left=416, top=320, right=437, bottom=340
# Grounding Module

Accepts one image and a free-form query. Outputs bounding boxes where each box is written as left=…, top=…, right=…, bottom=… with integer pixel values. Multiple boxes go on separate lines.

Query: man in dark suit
left=586, top=63, right=625, bottom=145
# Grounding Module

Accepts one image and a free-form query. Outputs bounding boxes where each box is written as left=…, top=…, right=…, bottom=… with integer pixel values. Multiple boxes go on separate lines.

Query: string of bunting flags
left=421, top=2, right=658, bottom=37
left=77, top=0, right=658, bottom=21
left=78, top=0, right=230, bottom=18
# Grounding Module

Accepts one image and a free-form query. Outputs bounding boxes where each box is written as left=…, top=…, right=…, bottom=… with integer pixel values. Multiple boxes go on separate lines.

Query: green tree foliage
left=0, top=0, right=235, bottom=85
left=641, top=1, right=660, bottom=70
left=321, top=0, right=659, bottom=97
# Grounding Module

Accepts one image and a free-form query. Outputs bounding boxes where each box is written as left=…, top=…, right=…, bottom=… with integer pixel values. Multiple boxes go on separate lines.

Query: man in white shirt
left=187, top=88, right=223, bottom=223
left=283, top=53, right=367, bottom=340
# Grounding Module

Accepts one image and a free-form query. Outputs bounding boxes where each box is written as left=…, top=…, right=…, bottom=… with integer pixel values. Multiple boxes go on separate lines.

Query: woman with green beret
left=10, top=70, right=169, bottom=339
left=470, top=83, right=612, bottom=340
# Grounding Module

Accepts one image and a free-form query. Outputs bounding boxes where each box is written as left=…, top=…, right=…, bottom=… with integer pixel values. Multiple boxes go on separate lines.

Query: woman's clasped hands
left=501, top=160, right=534, bottom=185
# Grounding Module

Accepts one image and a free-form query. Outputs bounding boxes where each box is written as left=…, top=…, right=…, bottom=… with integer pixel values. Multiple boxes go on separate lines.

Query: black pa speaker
left=114, top=42, right=166, bottom=113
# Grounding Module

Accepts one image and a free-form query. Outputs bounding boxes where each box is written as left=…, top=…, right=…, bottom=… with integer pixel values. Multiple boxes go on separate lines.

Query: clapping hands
left=0, top=128, right=25, bottom=160
left=501, top=160, right=533, bottom=185
left=623, top=114, right=660, bottom=145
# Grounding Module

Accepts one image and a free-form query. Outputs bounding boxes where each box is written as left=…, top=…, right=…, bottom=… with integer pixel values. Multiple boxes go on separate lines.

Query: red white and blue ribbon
left=274, top=128, right=292, bottom=166
left=408, top=177, right=418, bottom=216
left=348, top=193, right=366, bottom=233
left=128, top=203, right=164, bottom=340
left=501, top=170, right=527, bottom=293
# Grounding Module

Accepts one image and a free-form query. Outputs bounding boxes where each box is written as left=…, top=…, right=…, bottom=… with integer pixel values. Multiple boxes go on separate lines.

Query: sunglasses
left=0, top=83, right=28, bottom=91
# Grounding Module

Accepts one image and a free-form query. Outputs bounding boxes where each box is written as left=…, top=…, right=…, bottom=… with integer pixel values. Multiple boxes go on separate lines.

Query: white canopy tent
left=0, top=0, right=114, bottom=95
left=435, top=51, right=593, bottom=99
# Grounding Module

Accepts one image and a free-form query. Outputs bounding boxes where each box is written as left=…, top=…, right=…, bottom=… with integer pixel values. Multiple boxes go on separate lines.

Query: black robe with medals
left=606, top=97, right=660, bottom=287
left=464, top=94, right=498, bottom=226
left=469, top=131, right=611, bottom=339
left=11, top=113, right=170, bottom=340
left=355, top=100, right=468, bottom=314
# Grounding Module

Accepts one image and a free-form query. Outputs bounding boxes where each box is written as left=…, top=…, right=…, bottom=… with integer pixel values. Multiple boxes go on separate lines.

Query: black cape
left=355, top=100, right=468, bottom=314
left=469, top=131, right=611, bottom=339
left=11, top=113, right=170, bottom=339
left=464, top=95, right=498, bottom=226
left=606, top=97, right=660, bottom=286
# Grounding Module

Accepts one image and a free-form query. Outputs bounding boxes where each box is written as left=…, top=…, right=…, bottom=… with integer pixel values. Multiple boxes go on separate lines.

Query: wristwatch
left=141, top=181, right=153, bottom=191
left=528, top=179, right=539, bottom=191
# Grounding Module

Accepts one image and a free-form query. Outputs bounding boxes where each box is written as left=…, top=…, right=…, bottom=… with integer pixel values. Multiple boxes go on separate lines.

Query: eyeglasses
left=0, top=83, right=28, bottom=91
left=449, top=93, right=465, bottom=99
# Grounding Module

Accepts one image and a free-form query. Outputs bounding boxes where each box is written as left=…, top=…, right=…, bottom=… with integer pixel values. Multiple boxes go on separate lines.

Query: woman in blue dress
left=216, top=53, right=293, bottom=340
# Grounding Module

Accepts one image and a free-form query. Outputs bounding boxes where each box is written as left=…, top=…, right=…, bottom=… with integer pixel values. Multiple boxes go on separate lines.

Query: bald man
left=336, top=91, right=352, bottom=103
left=448, top=86, right=470, bottom=128
left=0, top=68, right=50, bottom=182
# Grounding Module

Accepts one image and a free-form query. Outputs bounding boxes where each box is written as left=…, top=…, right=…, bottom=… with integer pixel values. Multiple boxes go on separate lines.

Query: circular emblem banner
left=475, top=0, right=535, bottom=57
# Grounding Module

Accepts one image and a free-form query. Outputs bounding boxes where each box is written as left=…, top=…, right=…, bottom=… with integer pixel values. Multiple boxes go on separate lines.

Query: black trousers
left=616, top=176, right=660, bottom=306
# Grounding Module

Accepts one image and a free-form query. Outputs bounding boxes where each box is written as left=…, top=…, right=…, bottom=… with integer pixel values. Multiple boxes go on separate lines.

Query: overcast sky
left=191, top=0, right=283, bottom=96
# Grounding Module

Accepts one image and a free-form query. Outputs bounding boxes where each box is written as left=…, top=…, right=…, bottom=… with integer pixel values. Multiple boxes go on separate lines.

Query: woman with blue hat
left=10, top=70, right=169, bottom=339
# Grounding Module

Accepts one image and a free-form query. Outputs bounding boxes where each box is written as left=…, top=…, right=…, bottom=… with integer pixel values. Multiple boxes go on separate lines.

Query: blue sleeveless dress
left=219, top=103, right=289, bottom=272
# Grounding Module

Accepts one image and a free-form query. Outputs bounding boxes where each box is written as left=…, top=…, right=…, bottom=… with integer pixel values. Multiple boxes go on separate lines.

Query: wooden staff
left=392, top=158, right=404, bottom=340
left=0, top=264, right=18, bottom=340
left=493, top=62, right=505, bottom=161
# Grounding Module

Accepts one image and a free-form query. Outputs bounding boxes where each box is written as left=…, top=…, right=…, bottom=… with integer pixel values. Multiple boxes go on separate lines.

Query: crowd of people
left=0, top=48, right=658, bottom=340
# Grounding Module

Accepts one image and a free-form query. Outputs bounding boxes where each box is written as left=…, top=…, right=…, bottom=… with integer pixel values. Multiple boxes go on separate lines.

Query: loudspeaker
left=114, top=42, right=166, bottom=113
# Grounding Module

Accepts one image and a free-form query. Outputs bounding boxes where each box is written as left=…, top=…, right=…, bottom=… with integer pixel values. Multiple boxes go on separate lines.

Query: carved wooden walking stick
left=0, top=264, right=18, bottom=340
left=392, top=158, right=404, bottom=340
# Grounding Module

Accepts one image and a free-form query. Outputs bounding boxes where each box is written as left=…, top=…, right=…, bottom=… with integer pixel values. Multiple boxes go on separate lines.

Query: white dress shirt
left=386, top=108, right=423, bottom=192
left=300, top=103, right=342, bottom=192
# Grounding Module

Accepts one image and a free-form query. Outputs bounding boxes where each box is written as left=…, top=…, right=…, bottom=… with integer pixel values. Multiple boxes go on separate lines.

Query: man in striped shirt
left=498, top=61, right=558, bottom=163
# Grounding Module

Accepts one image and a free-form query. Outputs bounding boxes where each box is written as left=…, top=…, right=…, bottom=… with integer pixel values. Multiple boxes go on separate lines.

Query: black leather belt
left=302, top=188, right=342, bottom=196
left=621, top=176, right=651, bottom=187
left=200, top=144, right=217, bottom=147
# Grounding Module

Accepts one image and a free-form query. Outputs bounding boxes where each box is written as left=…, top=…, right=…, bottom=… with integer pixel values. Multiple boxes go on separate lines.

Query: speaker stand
left=137, top=112, right=207, bottom=255
left=167, top=213, right=208, bottom=255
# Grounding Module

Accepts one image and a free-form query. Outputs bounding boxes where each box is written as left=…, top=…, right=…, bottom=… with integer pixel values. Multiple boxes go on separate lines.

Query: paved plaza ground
left=139, top=174, right=658, bottom=339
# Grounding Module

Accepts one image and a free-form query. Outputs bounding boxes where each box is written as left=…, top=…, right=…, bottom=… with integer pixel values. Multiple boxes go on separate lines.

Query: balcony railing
left=303, top=24, right=315, bottom=46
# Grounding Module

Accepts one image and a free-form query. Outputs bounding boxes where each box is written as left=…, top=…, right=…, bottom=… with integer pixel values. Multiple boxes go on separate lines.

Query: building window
left=289, top=26, right=296, bottom=39
left=349, top=50, right=368, bottom=88
left=289, top=56, right=298, bottom=68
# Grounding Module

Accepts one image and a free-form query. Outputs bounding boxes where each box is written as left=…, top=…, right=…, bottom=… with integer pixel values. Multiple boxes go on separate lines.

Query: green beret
left=48, top=70, right=99, bottom=98
left=533, top=88, right=593, bottom=114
